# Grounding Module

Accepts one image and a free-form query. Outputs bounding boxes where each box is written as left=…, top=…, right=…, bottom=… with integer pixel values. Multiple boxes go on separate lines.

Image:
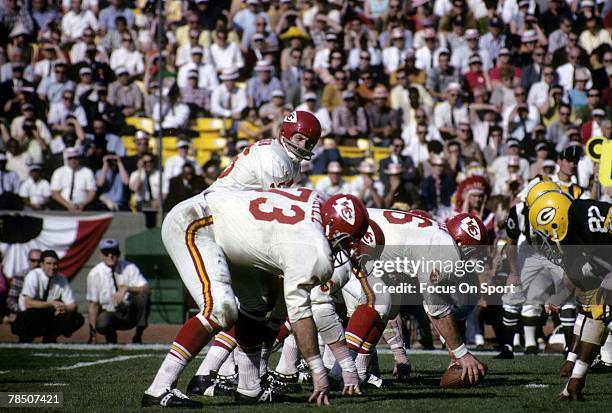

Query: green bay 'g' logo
left=536, top=207, right=556, bottom=225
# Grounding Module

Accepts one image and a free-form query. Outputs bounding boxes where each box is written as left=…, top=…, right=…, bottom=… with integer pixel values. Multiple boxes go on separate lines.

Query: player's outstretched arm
left=429, top=313, right=487, bottom=384
left=292, top=316, right=331, bottom=406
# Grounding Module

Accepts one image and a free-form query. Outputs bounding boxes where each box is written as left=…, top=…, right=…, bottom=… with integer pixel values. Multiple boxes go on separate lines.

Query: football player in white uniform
left=207, top=110, right=321, bottom=191
left=142, top=189, right=369, bottom=407
left=186, top=111, right=323, bottom=396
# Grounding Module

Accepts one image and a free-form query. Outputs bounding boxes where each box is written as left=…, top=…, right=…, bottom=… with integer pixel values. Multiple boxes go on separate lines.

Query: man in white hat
left=433, top=82, right=468, bottom=139
left=314, top=161, right=349, bottom=197
left=0, top=151, right=22, bottom=209
left=451, top=29, right=491, bottom=74
left=556, top=47, right=592, bottom=94
left=108, top=65, right=144, bottom=117
left=109, top=34, right=144, bottom=77
left=208, top=29, right=245, bottom=74
left=164, top=139, right=202, bottom=185
left=210, top=69, right=247, bottom=119
left=382, top=27, right=411, bottom=75
left=332, top=90, right=368, bottom=144
left=50, top=146, right=96, bottom=211
left=176, top=46, right=218, bottom=90
left=246, top=61, right=282, bottom=107
left=19, top=164, right=51, bottom=210
left=350, top=160, right=383, bottom=207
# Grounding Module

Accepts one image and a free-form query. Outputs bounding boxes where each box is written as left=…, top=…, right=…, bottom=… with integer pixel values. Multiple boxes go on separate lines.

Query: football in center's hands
left=440, top=363, right=487, bottom=388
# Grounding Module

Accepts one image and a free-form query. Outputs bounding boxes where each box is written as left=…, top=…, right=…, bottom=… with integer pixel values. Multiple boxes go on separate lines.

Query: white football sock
left=524, top=326, right=537, bottom=348
left=355, top=353, right=371, bottom=380
left=196, top=345, right=230, bottom=376
left=218, top=349, right=236, bottom=376
left=323, top=344, right=336, bottom=370
left=260, top=345, right=271, bottom=375
left=146, top=354, right=185, bottom=397
left=236, top=347, right=261, bottom=396
left=276, top=334, right=299, bottom=376
left=600, top=333, right=612, bottom=364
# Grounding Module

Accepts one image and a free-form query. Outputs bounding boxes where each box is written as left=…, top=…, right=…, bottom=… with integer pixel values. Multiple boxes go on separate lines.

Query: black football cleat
left=186, top=374, right=215, bottom=395
left=494, top=345, right=515, bottom=359
left=234, top=386, right=298, bottom=404
left=141, top=388, right=202, bottom=408
left=264, top=370, right=303, bottom=393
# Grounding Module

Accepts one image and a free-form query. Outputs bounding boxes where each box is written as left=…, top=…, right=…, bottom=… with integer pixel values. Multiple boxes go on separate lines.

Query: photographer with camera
left=96, top=152, right=130, bottom=211
left=87, top=239, right=150, bottom=344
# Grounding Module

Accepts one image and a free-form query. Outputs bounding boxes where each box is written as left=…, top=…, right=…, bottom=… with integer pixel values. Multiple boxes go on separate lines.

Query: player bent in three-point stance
left=141, top=189, right=369, bottom=407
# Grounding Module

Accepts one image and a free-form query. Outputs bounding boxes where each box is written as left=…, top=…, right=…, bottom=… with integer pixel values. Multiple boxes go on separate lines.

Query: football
left=440, top=363, right=487, bottom=388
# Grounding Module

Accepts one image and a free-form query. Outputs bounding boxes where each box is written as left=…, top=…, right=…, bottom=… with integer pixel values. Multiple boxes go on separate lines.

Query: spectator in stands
left=9, top=103, right=51, bottom=164
left=426, top=48, right=461, bottom=101
left=530, top=142, right=552, bottom=178
left=5, top=249, right=42, bottom=323
left=464, top=55, right=491, bottom=95
left=37, top=63, right=75, bottom=104
left=108, top=67, right=144, bottom=118
left=50, top=146, right=97, bottom=211
left=556, top=47, right=592, bottom=94
left=153, top=83, right=190, bottom=132
left=129, top=152, right=166, bottom=212
left=87, top=238, right=150, bottom=344
left=295, top=92, right=332, bottom=137
left=383, top=163, right=413, bottom=210
left=350, top=160, right=384, bottom=208
left=433, top=82, right=468, bottom=140
left=48, top=89, right=89, bottom=133
left=61, top=0, right=99, bottom=42
left=382, top=28, right=411, bottom=76
left=565, top=68, right=589, bottom=110
left=208, top=29, right=244, bottom=74
left=503, top=86, right=540, bottom=139
left=404, top=123, right=435, bottom=168
left=71, top=27, right=109, bottom=66
left=379, top=137, right=419, bottom=202
left=109, top=33, right=145, bottom=77
left=480, top=17, right=506, bottom=62
left=487, top=138, right=529, bottom=190
left=13, top=249, right=84, bottom=343
left=99, top=0, right=134, bottom=32
left=181, top=70, right=209, bottom=117
left=321, top=68, right=349, bottom=112
left=74, top=45, right=114, bottom=83
left=332, top=90, right=368, bottom=145
left=19, top=164, right=50, bottom=210
left=282, top=47, right=307, bottom=108
left=96, top=153, right=129, bottom=211
left=415, top=28, right=441, bottom=73
left=546, top=104, right=574, bottom=152
left=210, top=69, right=247, bottom=120
left=100, top=15, right=137, bottom=54
left=420, top=155, right=455, bottom=214
left=0, top=151, right=22, bottom=210
left=5, top=137, right=32, bottom=181
left=176, top=47, right=218, bottom=91
left=33, top=42, right=68, bottom=84
left=366, top=86, right=401, bottom=147
left=247, top=61, right=282, bottom=108
left=164, top=162, right=206, bottom=211
left=76, top=67, right=95, bottom=101
left=164, top=140, right=202, bottom=184
left=0, top=62, right=34, bottom=122
left=315, top=161, right=349, bottom=197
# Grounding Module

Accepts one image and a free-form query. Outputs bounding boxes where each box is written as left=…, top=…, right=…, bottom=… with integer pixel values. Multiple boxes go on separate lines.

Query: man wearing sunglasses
left=87, top=238, right=150, bottom=344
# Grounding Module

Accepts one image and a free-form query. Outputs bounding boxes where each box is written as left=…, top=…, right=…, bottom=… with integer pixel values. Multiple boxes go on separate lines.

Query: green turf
left=0, top=348, right=611, bottom=412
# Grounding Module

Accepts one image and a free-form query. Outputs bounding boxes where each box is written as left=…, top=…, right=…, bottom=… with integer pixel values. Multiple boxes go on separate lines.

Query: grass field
left=1, top=345, right=611, bottom=412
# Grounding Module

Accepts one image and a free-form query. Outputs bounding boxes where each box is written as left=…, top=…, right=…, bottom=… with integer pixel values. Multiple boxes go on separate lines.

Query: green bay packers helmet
left=528, top=191, right=573, bottom=242
left=526, top=180, right=562, bottom=208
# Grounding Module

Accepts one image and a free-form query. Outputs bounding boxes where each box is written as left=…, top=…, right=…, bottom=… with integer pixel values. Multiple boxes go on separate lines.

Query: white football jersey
left=207, top=139, right=299, bottom=192
left=205, top=187, right=333, bottom=322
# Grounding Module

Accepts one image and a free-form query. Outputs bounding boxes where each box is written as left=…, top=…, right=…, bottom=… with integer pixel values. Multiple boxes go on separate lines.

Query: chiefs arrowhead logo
left=361, top=226, right=375, bottom=247
left=536, top=207, right=556, bottom=225
left=332, top=196, right=356, bottom=225
left=284, top=111, right=297, bottom=123
left=460, top=216, right=481, bottom=241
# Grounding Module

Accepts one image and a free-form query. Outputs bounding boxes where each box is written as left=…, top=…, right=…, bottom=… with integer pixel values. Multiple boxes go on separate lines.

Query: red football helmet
left=279, top=110, right=321, bottom=161
left=353, top=219, right=386, bottom=272
left=445, top=213, right=487, bottom=257
left=321, top=194, right=370, bottom=267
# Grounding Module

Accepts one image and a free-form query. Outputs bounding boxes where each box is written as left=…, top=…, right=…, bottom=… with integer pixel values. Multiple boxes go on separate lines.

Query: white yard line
left=56, top=354, right=156, bottom=370
left=43, top=383, right=68, bottom=386
left=33, top=352, right=111, bottom=358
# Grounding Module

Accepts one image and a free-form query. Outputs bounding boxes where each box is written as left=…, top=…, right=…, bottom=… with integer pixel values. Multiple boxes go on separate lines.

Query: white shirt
left=313, top=48, right=331, bottom=71
left=415, top=46, right=446, bottom=71
left=152, top=102, right=190, bottom=129
left=50, top=165, right=96, bottom=204
left=433, top=101, right=469, bottom=129
left=33, top=59, right=60, bottom=80
left=19, top=268, right=75, bottom=311
left=315, top=176, right=350, bottom=197
left=19, top=177, right=51, bottom=207
left=0, top=169, right=21, bottom=194
left=451, top=46, right=492, bottom=74
left=177, top=62, right=219, bottom=90
left=61, top=10, right=99, bottom=40
left=47, top=102, right=88, bottom=127
left=86, top=261, right=148, bottom=312
left=527, top=81, right=550, bottom=108
left=209, top=139, right=299, bottom=192
left=210, top=83, right=247, bottom=118
left=7, top=151, right=33, bottom=182
left=164, top=154, right=202, bottom=183
left=70, top=42, right=108, bottom=64
left=349, top=176, right=384, bottom=207
left=556, top=63, right=592, bottom=93
left=382, top=46, right=408, bottom=74
left=209, top=42, right=244, bottom=72
left=128, top=169, right=167, bottom=203
left=109, top=47, right=145, bottom=76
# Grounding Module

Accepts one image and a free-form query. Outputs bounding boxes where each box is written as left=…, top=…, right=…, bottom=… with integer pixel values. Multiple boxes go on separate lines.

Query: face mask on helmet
left=328, top=231, right=356, bottom=268
left=281, top=133, right=316, bottom=161
left=279, top=111, right=321, bottom=161
left=534, top=230, right=564, bottom=265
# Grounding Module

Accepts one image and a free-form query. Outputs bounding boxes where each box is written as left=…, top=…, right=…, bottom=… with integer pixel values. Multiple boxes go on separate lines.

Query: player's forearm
left=25, top=296, right=54, bottom=309
left=291, top=316, right=320, bottom=359
left=429, top=313, right=464, bottom=353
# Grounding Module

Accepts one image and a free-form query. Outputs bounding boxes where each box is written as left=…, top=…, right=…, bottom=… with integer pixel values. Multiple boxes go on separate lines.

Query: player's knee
left=374, top=302, right=391, bottom=319
left=424, top=304, right=452, bottom=319
left=313, top=303, right=344, bottom=345
left=211, top=296, right=238, bottom=330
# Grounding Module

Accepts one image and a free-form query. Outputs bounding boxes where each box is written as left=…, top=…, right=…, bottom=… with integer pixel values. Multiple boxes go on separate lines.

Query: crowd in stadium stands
left=0, top=0, right=610, bottom=344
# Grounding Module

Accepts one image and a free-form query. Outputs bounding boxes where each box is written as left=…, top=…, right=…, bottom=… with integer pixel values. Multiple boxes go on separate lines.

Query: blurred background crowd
left=0, top=0, right=609, bottom=237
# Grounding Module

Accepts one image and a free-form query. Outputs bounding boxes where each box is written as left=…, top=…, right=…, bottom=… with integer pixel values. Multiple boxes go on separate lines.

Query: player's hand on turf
left=341, top=369, right=362, bottom=396
left=457, top=353, right=487, bottom=384
left=309, top=369, right=331, bottom=406
left=545, top=303, right=560, bottom=314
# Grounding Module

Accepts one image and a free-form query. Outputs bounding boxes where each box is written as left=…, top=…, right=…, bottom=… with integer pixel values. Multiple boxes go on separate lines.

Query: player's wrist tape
left=451, top=344, right=468, bottom=359
left=566, top=352, right=578, bottom=363
left=306, top=355, right=326, bottom=374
